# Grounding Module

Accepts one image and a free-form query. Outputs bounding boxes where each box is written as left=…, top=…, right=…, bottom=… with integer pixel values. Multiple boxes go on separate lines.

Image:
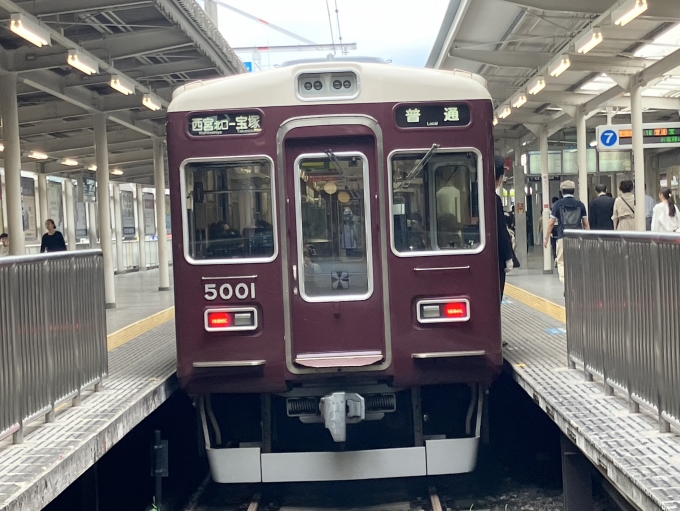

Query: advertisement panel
left=121, top=190, right=135, bottom=238
left=82, top=177, right=96, bottom=202
left=21, top=177, right=38, bottom=240
left=143, top=193, right=156, bottom=236
left=47, top=181, right=64, bottom=232
left=75, top=187, right=88, bottom=239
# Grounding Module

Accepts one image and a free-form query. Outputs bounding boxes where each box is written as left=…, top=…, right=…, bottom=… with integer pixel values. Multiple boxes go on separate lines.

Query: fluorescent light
left=61, top=158, right=78, bottom=166
left=548, top=55, right=571, bottom=77
left=511, top=92, right=527, bottom=108
left=497, top=104, right=512, bottom=119
left=110, top=75, right=135, bottom=95
left=111, top=168, right=124, bottom=176
left=576, top=28, right=603, bottom=54
left=88, top=164, right=97, bottom=171
left=0, top=143, right=4, bottom=152
left=142, top=93, right=162, bottom=111
left=613, top=0, right=647, bottom=26
left=10, top=13, right=50, bottom=48
left=527, top=76, right=546, bottom=95
left=67, top=49, right=98, bottom=75
left=28, top=151, right=48, bottom=160
left=590, top=140, right=598, bottom=147
left=493, top=116, right=498, bottom=126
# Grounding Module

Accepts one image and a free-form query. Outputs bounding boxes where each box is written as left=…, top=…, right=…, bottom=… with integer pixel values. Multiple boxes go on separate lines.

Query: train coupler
left=319, top=392, right=365, bottom=442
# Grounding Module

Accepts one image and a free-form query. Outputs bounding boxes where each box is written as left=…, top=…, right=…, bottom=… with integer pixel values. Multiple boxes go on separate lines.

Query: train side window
left=391, top=151, right=482, bottom=255
left=183, top=159, right=275, bottom=262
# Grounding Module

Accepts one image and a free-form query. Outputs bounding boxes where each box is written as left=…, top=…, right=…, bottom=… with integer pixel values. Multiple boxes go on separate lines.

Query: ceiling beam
left=24, top=129, right=148, bottom=153
left=638, top=48, right=680, bottom=88
left=41, top=149, right=154, bottom=174
left=448, top=49, right=552, bottom=68
left=13, top=0, right=153, bottom=17
left=503, top=0, right=680, bottom=18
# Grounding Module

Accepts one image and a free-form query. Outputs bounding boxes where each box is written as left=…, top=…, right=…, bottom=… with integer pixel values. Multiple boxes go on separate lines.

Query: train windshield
left=391, top=151, right=482, bottom=254
left=183, top=159, right=275, bottom=262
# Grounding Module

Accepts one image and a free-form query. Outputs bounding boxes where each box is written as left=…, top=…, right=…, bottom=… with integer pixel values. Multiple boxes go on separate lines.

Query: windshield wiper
left=398, top=143, right=440, bottom=189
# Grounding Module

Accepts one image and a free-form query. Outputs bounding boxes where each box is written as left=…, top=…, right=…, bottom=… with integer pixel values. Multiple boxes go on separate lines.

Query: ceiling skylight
left=634, top=23, right=680, bottom=60
left=579, top=73, right=617, bottom=93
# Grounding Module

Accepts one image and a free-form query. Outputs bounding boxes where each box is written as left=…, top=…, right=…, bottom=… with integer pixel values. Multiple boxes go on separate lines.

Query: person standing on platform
left=612, top=180, right=636, bottom=231
left=40, top=219, right=67, bottom=253
left=651, top=188, right=680, bottom=233
left=495, top=156, right=514, bottom=300
left=588, top=184, right=615, bottom=230
left=645, top=186, right=655, bottom=231
left=543, top=180, right=589, bottom=283
left=0, top=233, right=9, bottom=257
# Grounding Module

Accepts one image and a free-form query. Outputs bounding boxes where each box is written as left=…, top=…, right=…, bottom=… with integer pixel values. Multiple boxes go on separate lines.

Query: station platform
left=503, top=253, right=680, bottom=511
left=2, top=254, right=679, bottom=511
left=0, top=269, right=177, bottom=511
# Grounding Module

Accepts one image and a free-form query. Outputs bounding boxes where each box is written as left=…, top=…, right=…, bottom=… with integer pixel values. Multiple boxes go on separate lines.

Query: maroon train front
left=166, top=59, right=502, bottom=483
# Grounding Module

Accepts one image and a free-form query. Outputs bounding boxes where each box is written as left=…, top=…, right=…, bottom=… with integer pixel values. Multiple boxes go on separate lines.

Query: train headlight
left=204, top=307, right=258, bottom=332
left=416, top=299, right=470, bottom=324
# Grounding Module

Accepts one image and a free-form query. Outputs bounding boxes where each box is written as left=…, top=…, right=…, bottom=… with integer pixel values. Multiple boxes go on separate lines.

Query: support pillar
left=136, top=184, right=147, bottom=271
left=88, top=202, right=98, bottom=249
left=606, top=107, right=615, bottom=125
left=630, top=83, right=646, bottom=231
left=540, top=129, right=552, bottom=273
left=561, top=435, right=593, bottom=511
left=38, top=174, right=48, bottom=231
left=112, top=183, right=124, bottom=273
left=64, top=179, right=77, bottom=251
left=94, top=113, right=115, bottom=308
left=0, top=74, right=25, bottom=255
left=153, top=138, right=170, bottom=291
left=513, top=143, right=527, bottom=268
left=576, top=112, right=588, bottom=211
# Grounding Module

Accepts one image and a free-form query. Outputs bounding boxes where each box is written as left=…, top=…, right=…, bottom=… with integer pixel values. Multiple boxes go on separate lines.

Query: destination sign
left=188, top=112, right=262, bottom=136
left=596, top=122, right=680, bottom=151
left=396, top=104, right=470, bottom=128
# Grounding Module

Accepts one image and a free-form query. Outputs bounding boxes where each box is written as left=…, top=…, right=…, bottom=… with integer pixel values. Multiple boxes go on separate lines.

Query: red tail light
left=204, top=307, right=258, bottom=332
left=444, top=302, right=468, bottom=319
left=207, top=311, right=231, bottom=328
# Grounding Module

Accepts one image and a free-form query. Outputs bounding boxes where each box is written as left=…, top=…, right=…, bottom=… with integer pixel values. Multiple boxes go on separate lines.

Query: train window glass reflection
left=391, top=151, right=481, bottom=253
left=184, top=159, right=274, bottom=261
left=296, top=154, right=372, bottom=301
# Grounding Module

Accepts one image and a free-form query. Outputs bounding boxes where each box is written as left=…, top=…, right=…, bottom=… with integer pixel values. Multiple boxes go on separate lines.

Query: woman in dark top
left=40, top=219, right=67, bottom=253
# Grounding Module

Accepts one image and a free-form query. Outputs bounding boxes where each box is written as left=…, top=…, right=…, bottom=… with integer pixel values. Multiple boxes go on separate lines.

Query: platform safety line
left=107, top=306, right=175, bottom=351
left=504, top=284, right=566, bottom=324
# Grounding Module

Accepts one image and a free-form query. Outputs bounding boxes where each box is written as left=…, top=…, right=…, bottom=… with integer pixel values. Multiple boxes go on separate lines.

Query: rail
left=564, top=230, right=680, bottom=433
left=0, top=250, right=108, bottom=444
left=25, top=238, right=173, bottom=273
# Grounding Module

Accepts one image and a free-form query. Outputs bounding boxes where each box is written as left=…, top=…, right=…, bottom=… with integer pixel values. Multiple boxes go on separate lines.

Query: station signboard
left=596, top=122, right=680, bottom=151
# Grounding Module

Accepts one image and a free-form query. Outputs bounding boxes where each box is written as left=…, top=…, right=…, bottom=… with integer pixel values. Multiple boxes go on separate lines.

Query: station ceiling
left=428, top=0, right=680, bottom=150
left=0, top=0, right=244, bottom=184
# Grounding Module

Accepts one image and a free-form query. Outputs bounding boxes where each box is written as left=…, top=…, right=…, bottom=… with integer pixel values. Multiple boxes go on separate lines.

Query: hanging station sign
left=395, top=103, right=471, bottom=128
left=188, top=112, right=262, bottom=136
left=596, top=122, right=680, bottom=151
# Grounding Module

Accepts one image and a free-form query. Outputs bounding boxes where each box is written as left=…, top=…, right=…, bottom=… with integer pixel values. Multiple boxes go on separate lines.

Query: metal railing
left=564, top=230, right=680, bottom=433
left=25, top=237, right=173, bottom=273
left=0, top=250, right=108, bottom=444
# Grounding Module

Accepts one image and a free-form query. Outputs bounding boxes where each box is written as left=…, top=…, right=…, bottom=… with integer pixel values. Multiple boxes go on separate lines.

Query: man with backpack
left=543, top=180, right=589, bottom=283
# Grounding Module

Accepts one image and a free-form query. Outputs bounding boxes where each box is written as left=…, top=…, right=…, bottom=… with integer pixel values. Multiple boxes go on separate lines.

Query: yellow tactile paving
left=106, top=306, right=175, bottom=351
left=504, top=284, right=566, bottom=324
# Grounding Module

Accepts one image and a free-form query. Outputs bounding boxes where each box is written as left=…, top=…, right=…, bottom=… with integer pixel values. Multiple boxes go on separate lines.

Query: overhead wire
left=325, top=0, right=336, bottom=55
left=334, top=0, right=346, bottom=55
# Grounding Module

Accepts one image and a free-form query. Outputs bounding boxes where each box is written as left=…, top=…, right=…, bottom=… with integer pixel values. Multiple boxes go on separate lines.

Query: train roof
left=168, top=61, right=490, bottom=113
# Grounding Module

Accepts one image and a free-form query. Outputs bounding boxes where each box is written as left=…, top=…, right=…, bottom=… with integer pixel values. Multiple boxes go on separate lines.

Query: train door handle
left=292, top=265, right=297, bottom=282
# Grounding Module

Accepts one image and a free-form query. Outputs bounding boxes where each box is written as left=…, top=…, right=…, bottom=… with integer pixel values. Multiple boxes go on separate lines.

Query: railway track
left=184, top=478, right=450, bottom=511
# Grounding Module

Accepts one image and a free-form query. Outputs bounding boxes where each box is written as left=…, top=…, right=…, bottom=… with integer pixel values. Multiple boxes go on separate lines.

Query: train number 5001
left=204, top=282, right=256, bottom=301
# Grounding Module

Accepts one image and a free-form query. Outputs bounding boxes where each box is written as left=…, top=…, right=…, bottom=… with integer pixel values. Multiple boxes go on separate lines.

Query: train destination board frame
left=395, top=103, right=471, bottom=128
left=188, top=111, right=262, bottom=136
left=596, top=122, right=680, bottom=151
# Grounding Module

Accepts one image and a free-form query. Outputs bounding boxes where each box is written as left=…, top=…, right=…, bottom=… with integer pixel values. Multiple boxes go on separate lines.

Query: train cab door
left=281, top=128, right=388, bottom=373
